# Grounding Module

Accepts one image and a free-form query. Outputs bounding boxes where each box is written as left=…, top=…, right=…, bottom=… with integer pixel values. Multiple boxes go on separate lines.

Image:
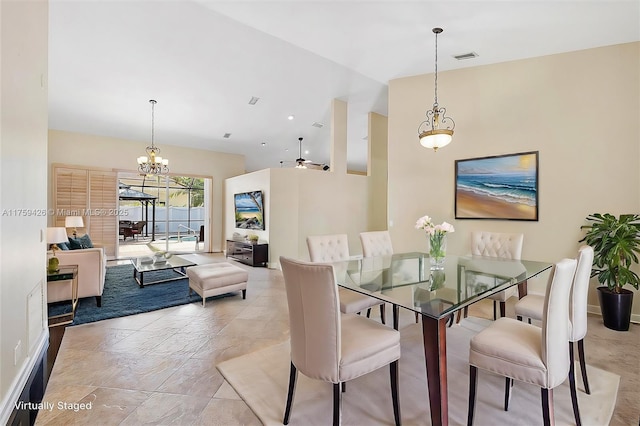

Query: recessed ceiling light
left=362, top=135, right=368, bottom=140
left=261, top=142, right=266, bottom=147
left=249, top=96, right=260, bottom=105
left=223, top=133, right=231, bottom=138
left=312, top=122, right=324, bottom=128
left=287, top=115, right=295, bottom=120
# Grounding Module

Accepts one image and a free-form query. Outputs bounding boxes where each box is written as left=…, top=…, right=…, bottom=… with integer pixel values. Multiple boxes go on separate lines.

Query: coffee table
left=131, top=255, right=196, bottom=287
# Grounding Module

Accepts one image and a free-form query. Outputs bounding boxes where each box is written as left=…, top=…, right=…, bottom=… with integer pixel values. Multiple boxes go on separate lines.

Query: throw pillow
left=57, top=241, right=70, bottom=250
left=68, top=234, right=94, bottom=250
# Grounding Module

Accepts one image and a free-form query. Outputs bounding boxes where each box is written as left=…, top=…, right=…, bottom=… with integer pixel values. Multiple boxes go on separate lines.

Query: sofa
left=47, top=247, right=106, bottom=306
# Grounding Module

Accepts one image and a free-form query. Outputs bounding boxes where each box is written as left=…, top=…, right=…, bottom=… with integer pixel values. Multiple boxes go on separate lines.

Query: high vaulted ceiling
left=49, top=1, right=639, bottom=173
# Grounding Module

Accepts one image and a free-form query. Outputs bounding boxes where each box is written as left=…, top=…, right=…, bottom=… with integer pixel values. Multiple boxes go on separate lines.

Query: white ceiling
left=48, top=1, right=639, bottom=173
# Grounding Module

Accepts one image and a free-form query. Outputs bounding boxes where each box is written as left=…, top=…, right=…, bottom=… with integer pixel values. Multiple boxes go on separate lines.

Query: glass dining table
left=331, top=251, right=553, bottom=426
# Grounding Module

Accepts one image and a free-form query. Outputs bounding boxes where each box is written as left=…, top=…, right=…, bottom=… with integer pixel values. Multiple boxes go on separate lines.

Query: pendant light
left=137, top=99, right=169, bottom=175
left=418, top=27, right=455, bottom=151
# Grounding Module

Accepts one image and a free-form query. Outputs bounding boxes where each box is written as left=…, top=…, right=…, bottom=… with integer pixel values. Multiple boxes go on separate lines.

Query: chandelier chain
left=150, top=99, right=156, bottom=148
left=434, top=29, right=438, bottom=106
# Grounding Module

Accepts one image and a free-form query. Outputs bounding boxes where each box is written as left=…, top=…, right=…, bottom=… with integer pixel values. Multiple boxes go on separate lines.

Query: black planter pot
left=597, top=286, right=634, bottom=331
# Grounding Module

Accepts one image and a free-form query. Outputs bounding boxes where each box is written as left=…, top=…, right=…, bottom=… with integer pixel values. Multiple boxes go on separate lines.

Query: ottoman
left=186, top=262, right=249, bottom=307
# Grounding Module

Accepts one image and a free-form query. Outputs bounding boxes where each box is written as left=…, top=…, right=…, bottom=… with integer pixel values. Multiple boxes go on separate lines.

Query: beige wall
left=368, top=111, right=389, bottom=230
left=225, top=168, right=371, bottom=268
left=0, top=0, right=49, bottom=421
left=48, top=130, right=246, bottom=252
left=388, top=42, right=640, bottom=318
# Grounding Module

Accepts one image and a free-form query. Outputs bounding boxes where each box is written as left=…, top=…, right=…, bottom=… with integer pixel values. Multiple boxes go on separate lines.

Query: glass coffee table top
left=131, top=255, right=196, bottom=287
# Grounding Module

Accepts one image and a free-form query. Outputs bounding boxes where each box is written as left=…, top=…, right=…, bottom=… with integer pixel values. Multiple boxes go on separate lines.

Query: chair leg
left=393, top=305, right=400, bottom=331
left=390, top=360, right=401, bottom=426
left=380, top=303, right=386, bottom=325
left=493, top=301, right=497, bottom=320
left=414, top=312, right=419, bottom=323
left=283, top=362, right=298, bottom=425
left=569, top=342, right=582, bottom=426
left=468, top=365, right=478, bottom=426
left=577, top=339, right=590, bottom=394
left=499, top=302, right=506, bottom=318
left=517, top=315, right=522, bottom=321
left=504, top=377, right=513, bottom=411
left=341, top=382, right=346, bottom=393
left=332, top=383, right=342, bottom=426
left=366, top=308, right=372, bottom=318
left=242, top=289, right=247, bottom=299
left=541, top=388, right=554, bottom=426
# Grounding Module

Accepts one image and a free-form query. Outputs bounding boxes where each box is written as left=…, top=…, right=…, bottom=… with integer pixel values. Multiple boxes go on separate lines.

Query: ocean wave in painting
left=457, top=173, right=537, bottom=206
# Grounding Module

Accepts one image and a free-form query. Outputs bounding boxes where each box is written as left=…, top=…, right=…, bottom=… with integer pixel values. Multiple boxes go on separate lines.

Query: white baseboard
left=587, top=303, right=640, bottom=324
left=0, top=330, right=49, bottom=425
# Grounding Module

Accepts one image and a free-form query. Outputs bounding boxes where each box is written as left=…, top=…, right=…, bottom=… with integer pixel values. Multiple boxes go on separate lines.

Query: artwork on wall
left=455, top=151, right=539, bottom=221
left=234, top=191, right=265, bottom=230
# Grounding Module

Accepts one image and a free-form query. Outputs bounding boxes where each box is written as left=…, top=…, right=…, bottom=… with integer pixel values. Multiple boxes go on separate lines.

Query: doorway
left=116, top=173, right=211, bottom=259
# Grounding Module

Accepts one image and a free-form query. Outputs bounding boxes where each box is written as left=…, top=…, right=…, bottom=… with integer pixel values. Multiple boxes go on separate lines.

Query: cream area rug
left=217, top=318, right=619, bottom=426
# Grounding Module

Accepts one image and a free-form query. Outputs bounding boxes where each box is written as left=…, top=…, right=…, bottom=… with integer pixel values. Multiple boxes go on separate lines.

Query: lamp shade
left=47, top=227, right=69, bottom=244
left=65, top=216, right=84, bottom=228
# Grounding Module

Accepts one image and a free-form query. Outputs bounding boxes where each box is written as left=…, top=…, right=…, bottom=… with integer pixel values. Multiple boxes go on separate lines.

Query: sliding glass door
left=117, top=173, right=210, bottom=258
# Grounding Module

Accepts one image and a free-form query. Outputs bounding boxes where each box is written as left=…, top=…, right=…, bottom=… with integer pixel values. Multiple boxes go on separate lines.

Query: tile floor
left=37, top=254, right=639, bottom=425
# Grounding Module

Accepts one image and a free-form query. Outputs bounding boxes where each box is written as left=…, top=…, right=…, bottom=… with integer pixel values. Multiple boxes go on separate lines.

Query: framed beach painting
left=455, top=151, right=539, bottom=221
left=234, top=190, right=265, bottom=230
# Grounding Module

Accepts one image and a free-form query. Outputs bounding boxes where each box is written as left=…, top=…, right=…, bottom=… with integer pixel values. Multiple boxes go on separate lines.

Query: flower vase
left=428, top=232, right=447, bottom=270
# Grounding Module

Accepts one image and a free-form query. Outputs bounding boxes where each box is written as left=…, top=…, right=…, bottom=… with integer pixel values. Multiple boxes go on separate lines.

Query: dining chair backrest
left=280, top=256, right=341, bottom=382
left=542, top=258, right=577, bottom=388
left=470, top=231, right=523, bottom=260
left=570, top=245, right=594, bottom=341
left=307, top=234, right=350, bottom=262
left=360, top=231, right=394, bottom=257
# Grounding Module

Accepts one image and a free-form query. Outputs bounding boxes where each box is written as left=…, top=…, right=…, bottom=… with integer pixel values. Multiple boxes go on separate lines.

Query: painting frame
left=234, top=190, right=265, bottom=230
left=454, top=151, right=539, bottom=221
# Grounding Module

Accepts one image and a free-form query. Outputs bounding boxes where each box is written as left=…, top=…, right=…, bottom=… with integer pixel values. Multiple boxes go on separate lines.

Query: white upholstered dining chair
left=307, top=234, right=386, bottom=324
left=280, top=256, right=401, bottom=426
left=515, top=245, right=594, bottom=406
left=469, top=231, right=524, bottom=319
left=360, top=230, right=394, bottom=257
left=467, top=258, right=578, bottom=426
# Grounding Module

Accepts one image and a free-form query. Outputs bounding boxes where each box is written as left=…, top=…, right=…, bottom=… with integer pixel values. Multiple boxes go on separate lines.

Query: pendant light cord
left=433, top=29, right=439, bottom=107
left=150, top=99, right=157, bottom=148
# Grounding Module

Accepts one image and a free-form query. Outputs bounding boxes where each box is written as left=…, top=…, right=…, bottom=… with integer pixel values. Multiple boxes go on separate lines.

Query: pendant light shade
left=418, top=27, right=455, bottom=151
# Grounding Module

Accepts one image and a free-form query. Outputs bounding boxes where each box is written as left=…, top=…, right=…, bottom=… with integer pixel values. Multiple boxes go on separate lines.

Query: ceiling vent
left=453, top=52, right=479, bottom=60
left=311, top=122, right=324, bottom=128
left=223, top=133, right=232, bottom=139
left=248, top=97, right=260, bottom=105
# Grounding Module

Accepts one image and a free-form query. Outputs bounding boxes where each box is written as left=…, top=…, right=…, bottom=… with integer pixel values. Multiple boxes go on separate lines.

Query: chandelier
left=137, top=99, right=169, bottom=175
left=418, top=27, right=455, bottom=151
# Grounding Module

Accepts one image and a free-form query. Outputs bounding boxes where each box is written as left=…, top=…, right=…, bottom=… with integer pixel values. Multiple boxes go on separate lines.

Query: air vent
left=223, top=133, right=232, bottom=139
left=311, top=122, right=324, bottom=128
left=453, top=52, right=479, bottom=60
left=248, top=96, right=260, bottom=105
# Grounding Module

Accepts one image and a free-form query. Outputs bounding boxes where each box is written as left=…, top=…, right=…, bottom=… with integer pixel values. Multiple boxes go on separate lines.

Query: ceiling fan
left=280, top=137, right=329, bottom=170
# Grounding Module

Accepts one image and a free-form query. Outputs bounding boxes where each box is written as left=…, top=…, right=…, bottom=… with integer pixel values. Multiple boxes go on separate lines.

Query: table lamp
left=47, top=227, right=69, bottom=273
left=65, top=216, right=84, bottom=238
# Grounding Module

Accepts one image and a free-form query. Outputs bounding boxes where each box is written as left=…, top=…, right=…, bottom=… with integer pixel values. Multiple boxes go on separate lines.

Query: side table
left=46, top=265, right=79, bottom=327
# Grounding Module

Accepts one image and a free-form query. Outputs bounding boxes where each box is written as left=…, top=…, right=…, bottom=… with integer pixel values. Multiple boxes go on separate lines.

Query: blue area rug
left=48, top=264, right=206, bottom=326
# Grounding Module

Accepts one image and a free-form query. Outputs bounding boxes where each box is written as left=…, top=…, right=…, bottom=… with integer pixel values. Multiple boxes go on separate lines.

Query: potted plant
left=580, top=213, right=640, bottom=331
